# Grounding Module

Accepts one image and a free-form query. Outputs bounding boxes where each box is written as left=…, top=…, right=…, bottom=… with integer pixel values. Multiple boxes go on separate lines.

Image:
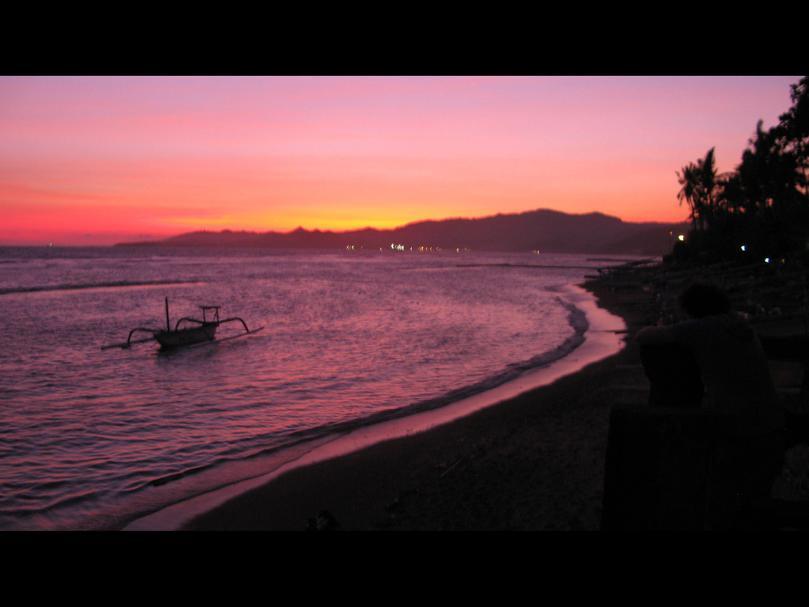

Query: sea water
left=0, top=247, right=632, bottom=530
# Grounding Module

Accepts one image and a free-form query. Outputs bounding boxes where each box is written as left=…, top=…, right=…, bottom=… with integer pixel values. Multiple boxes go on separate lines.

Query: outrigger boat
left=102, top=298, right=263, bottom=351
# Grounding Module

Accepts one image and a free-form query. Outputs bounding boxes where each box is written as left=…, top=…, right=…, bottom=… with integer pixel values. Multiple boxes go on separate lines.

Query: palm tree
left=678, top=162, right=700, bottom=229
left=700, top=147, right=718, bottom=229
left=672, top=78, right=809, bottom=261
left=677, top=148, right=718, bottom=232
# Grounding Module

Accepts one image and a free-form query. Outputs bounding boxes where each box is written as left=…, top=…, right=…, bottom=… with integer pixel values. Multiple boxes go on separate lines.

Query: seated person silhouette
left=637, top=283, right=781, bottom=429
left=636, top=282, right=785, bottom=525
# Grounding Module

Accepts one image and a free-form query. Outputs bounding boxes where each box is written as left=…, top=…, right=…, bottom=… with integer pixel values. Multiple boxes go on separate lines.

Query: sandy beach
left=171, top=269, right=659, bottom=531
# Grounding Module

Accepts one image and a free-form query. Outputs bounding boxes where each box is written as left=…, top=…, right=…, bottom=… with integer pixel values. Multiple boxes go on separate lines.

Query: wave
left=132, top=296, right=590, bottom=490
left=0, top=279, right=203, bottom=296
left=3, top=291, right=593, bottom=529
left=277, top=297, right=588, bottom=436
left=455, top=263, right=598, bottom=270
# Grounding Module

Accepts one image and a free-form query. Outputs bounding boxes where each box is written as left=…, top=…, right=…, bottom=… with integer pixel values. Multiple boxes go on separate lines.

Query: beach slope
left=176, top=272, right=655, bottom=531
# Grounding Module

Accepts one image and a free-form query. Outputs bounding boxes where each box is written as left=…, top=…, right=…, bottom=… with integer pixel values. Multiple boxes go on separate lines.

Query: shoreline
left=124, top=279, right=634, bottom=531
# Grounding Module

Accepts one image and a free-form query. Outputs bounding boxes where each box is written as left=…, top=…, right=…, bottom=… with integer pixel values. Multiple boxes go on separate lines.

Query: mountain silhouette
left=116, top=209, right=688, bottom=255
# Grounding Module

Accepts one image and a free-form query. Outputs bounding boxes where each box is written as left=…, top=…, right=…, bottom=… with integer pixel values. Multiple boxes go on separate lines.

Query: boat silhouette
left=102, top=297, right=263, bottom=351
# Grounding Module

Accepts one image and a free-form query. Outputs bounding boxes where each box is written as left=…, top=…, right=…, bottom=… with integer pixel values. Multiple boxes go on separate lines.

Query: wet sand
left=165, top=269, right=657, bottom=531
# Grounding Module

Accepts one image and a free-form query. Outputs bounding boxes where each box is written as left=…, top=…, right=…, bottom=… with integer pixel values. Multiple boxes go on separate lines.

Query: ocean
left=0, top=246, right=632, bottom=530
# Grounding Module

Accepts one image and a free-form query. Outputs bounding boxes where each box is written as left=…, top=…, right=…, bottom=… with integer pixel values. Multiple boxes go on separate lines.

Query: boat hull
left=155, top=324, right=217, bottom=349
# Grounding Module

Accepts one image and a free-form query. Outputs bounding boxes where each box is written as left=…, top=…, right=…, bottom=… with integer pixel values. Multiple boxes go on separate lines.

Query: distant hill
left=116, top=209, right=689, bottom=256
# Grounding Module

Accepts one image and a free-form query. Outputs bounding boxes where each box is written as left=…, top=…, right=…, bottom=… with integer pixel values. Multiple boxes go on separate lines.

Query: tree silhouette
left=736, top=121, right=807, bottom=255
left=777, top=77, right=809, bottom=165
left=670, top=77, right=809, bottom=264
left=677, top=148, right=718, bottom=232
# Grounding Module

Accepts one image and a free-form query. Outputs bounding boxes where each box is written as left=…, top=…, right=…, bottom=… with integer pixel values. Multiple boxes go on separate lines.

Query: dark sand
left=183, top=271, right=660, bottom=530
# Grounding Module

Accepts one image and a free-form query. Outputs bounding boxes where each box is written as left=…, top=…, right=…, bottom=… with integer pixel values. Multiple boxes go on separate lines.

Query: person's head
left=678, top=282, right=731, bottom=318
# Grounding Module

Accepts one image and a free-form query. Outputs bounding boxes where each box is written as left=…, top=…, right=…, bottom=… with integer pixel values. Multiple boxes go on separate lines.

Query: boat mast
left=165, top=297, right=170, bottom=332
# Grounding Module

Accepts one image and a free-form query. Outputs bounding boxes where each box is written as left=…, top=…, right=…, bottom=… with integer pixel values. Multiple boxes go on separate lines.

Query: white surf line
left=124, top=282, right=626, bottom=531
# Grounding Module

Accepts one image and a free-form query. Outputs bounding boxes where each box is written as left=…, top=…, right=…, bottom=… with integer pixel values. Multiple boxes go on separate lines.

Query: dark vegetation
left=670, top=77, right=809, bottom=266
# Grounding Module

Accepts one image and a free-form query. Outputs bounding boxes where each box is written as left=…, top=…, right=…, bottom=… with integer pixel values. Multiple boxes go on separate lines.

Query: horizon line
left=0, top=206, right=691, bottom=247
left=120, top=207, right=691, bottom=242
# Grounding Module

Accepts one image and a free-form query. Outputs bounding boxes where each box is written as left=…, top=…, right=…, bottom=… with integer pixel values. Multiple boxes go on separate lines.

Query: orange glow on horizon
left=0, top=76, right=797, bottom=245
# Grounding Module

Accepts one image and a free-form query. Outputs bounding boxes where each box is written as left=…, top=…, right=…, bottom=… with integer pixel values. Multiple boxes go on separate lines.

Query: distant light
left=677, top=234, right=685, bottom=242
left=740, top=244, right=747, bottom=252
left=764, top=257, right=771, bottom=264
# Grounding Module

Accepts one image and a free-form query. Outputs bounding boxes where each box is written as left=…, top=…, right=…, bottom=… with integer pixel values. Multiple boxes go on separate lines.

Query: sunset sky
left=0, top=76, right=800, bottom=245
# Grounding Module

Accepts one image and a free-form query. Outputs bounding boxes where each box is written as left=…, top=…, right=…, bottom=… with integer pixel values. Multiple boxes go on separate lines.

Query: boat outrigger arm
left=101, top=298, right=264, bottom=351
